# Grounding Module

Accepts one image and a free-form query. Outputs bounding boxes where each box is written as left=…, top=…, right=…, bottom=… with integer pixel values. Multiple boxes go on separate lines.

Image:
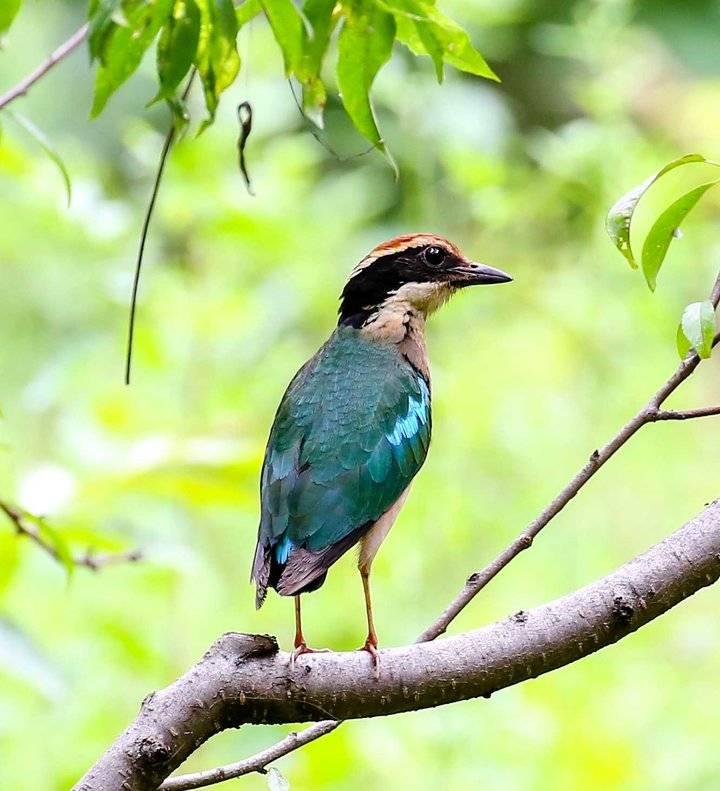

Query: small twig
left=654, top=405, right=720, bottom=421
left=125, top=70, right=196, bottom=385
left=0, top=23, right=89, bottom=111
left=711, top=274, right=720, bottom=308
left=160, top=722, right=339, bottom=791
left=0, top=500, right=141, bottom=571
left=162, top=274, right=720, bottom=789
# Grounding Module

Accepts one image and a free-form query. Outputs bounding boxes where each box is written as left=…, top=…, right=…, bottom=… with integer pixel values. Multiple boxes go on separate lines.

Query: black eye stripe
left=339, top=244, right=451, bottom=326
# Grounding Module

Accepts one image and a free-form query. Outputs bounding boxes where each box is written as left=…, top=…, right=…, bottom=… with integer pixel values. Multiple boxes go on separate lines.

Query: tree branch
left=75, top=499, right=720, bottom=791
left=0, top=23, right=89, bottom=111
left=0, top=500, right=141, bottom=570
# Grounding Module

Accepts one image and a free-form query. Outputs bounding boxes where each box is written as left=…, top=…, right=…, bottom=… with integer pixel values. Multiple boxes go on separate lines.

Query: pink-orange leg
left=359, top=567, right=380, bottom=678
left=290, top=595, right=329, bottom=667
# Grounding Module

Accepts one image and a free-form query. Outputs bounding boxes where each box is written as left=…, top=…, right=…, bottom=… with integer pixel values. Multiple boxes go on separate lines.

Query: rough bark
left=76, top=499, right=720, bottom=791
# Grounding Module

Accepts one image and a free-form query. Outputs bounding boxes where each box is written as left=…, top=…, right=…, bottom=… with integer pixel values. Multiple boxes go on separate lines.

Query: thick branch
left=0, top=501, right=141, bottom=570
left=0, top=24, right=89, bottom=111
left=76, top=499, right=720, bottom=791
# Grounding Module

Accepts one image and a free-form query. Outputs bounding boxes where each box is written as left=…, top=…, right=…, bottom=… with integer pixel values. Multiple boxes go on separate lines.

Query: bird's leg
left=359, top=565, right=380, bottom=678
left=290, top=595, right=329, bottom=668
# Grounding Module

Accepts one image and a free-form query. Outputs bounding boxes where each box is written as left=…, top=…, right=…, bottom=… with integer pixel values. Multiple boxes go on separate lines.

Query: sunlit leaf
left=337, top=3, right=396, bottom=165
left=383, top=0, right=496, bottom=82
left=0, top=0, right=22, bottom=35
left=236, top=0, right=262, bottom=26
left=641, top=180, right=719, bottom=291
left=154, top=0, right=201, bottom=102
left=267, top=767, right=290, bottom=791
left=6, top=110, right=72, bottom=206
left=91, top=0, right=174, bottom=117
left=260, top=0, right=303, bottom=75
left=606, top=153, right=708, bottom=270
left=195, top=0, right=241, bottom=129
left=677, top=300, right=716, bottom=359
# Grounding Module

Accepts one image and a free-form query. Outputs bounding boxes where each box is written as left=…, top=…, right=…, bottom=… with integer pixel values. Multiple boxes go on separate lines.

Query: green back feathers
left=252, top=325, right=431, bottom=602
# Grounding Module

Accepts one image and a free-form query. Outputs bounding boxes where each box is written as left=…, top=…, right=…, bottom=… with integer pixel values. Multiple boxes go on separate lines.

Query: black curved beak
left=450, top=262, right=513, bottom=286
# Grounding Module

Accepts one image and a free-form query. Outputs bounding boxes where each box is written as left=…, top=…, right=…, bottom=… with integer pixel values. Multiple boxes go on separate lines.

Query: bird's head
left=338, top=233, right=512, bottom=328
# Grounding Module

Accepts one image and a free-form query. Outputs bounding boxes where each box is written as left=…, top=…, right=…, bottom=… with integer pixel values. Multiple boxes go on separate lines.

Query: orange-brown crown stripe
left=351, top=233, right=463, bottom=278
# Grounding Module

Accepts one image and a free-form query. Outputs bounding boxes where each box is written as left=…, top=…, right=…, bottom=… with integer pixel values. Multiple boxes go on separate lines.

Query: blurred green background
left=2, top=0, right=720, bottom=788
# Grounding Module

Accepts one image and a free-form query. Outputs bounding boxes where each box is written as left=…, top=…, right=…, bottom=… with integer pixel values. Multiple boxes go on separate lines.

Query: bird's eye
left=424, top=246, right=445, bottom=266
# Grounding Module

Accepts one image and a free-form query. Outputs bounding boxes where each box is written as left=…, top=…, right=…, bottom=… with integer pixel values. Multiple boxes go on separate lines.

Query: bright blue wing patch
left=275, top=535, right=295, bottom=564
left=386, top=378, right=430, bottom=446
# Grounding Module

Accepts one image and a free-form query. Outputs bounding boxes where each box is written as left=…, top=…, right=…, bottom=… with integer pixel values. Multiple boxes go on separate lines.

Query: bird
left=251, top=233, right=511, bottom=668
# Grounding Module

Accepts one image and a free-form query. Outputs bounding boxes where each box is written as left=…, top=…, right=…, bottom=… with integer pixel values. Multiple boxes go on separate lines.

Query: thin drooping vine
left=125, top=71, right=196, bottom=386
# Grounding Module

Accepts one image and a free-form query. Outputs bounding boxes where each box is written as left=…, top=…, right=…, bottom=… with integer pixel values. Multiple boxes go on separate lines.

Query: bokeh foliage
left=1, top=0, right=720, bottom=789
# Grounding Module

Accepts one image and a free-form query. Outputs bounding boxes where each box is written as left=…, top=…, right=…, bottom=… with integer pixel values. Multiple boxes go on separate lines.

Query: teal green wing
left=251, top=328, right=431, bottom=605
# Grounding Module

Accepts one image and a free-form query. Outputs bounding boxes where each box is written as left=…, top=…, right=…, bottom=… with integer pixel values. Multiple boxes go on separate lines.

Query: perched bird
left=251, top=233, right=511, bottom=666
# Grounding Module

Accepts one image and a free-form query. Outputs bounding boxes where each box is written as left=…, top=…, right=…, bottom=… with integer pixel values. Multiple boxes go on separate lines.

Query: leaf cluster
left=84, top=0, right=496, bottom=151
left=607, top=155, right=719, bottom=359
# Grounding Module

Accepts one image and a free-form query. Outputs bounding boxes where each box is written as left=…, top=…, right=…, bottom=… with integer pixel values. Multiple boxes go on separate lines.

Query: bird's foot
left=290, top=642, right=331, bottom=669
left=358, top=638, right=380, bottom=680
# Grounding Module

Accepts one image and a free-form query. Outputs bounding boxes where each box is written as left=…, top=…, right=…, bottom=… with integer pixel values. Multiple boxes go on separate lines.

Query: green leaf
left=91, top=0, right=174, bottom=117
left=88, top=0, right=121, bottom=61
left=297, top=0, right=338, bottom=127
left=676, top=322, right=691, bottom=358
left=641, top=180, right=719, bottom=291
left=677, top=300, right=716, bottom=359
left=260, top=0, right=303, bottom=75
left=195, top=0, right=241, bottom=129
left=337, top=3, right=396, bottom=164
left=382, top=0, right=496, bottom=82
left=154, top=0, right=201, bottom=102
left=606, top=153, right=709, bottom=270
left=267, top=768, right=290, bottom=791
left=6, top=110, right=72, bottom=206
left=236, top=0, right=262, bottom=26
left=0, top=0, right=22, bottom=35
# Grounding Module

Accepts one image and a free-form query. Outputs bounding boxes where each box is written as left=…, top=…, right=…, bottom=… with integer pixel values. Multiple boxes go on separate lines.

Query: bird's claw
left=358, top=639, right=380, bottom=680
left=290, top=643, right=331, bottom=669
